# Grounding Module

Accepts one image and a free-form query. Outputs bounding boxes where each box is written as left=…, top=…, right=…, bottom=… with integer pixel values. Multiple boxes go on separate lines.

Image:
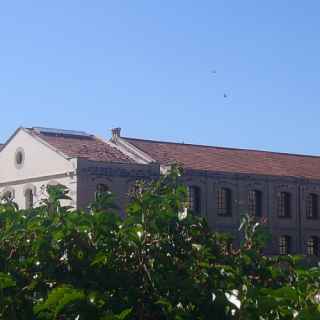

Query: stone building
left=1, top=126, right=320, bottom=257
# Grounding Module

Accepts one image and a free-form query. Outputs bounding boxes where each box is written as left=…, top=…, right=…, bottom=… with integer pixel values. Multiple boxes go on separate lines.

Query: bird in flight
left=210, top=70, right=229, bottom=98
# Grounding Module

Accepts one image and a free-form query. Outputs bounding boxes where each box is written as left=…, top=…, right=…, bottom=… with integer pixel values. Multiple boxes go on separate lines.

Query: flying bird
left=209, top=70, right=229, bottom=98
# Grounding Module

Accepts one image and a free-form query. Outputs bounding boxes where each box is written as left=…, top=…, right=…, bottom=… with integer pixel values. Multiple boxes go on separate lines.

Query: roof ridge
left=27, top=128, right=135, bottom=163
left=123, top=137, right=320, bottom=160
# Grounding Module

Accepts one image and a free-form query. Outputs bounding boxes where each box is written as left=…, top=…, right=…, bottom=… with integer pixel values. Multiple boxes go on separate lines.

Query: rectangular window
left=277, top=192, right=291, bottom=218
left=188, top=186, right=201, bottom=215
left=279, top=235, right=291, bottom=255
left=248, top=190, right=262, bottom=217
left=217, top=188, right=232, bottom=216
left=306, top=194, right=318, bottom=219
left=307, top=237, right=318, bottom=256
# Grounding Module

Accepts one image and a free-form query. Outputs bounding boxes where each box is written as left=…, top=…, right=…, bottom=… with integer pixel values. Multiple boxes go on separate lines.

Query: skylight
left=33, top=127, right=92, bottom=137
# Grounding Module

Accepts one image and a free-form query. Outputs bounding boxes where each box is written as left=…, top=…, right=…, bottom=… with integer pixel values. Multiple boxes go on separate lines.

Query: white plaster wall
left=0, top=128, right=78, bottom=209
left=0, top=176, right=77, bottom=210
left=0, top=129, right=74, bottom=182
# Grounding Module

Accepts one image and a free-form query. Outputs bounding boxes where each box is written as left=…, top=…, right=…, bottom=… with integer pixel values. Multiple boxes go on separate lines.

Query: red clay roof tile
left=27, top=129, right=134, bottom=163
left=124, top=137, right=320, bottom=180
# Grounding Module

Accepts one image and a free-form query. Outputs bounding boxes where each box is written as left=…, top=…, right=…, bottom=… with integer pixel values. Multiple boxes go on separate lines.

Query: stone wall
left=76, top=159, right=160, bottom=215
left=182, top=169, right=320, bottom=255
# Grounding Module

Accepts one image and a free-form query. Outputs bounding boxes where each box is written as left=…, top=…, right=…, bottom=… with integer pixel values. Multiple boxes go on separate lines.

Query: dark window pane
left=307, top=236, right=318, bottom=256
left=306, top=194, right=318, bottom=219
left=2, top=190, right=13, bottom=201
left=248, top=190, right=262, bottom=217
left=277, top=192, right=291, bottom=218
left=217, top=188, right=232, bottom=216
left=95, top=184, right=110, bottom=200
left=279, top=235, right=291, bottom=255
left=188, top=186, right=201, bottom=215
left=25, top=189, right=33, bottom=209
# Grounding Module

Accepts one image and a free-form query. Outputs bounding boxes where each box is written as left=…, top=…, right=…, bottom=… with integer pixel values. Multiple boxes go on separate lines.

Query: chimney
left=111, top=127, right=121, bottom=141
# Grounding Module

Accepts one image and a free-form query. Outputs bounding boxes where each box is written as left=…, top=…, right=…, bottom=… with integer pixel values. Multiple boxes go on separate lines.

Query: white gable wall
left=0, top=129, right=74, bottom=181
left=0, top=129, right=77, bottom=209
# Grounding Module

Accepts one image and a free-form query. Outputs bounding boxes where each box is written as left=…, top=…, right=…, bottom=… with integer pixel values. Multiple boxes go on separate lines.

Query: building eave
left=109, top=136, right=157, bottom=165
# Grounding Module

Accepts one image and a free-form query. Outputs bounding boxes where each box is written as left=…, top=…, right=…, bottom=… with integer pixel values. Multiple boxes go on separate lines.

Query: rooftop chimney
left=111, top=127, right=121, bottom=141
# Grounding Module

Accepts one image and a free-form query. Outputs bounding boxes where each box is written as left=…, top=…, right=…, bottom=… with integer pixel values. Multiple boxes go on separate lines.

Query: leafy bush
left=0, top=166, right=320, bottom=319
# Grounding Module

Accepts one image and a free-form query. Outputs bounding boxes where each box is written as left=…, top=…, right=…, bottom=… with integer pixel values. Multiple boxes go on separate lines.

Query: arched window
left=279, top=235, right=291, bottom=255
left=217, top=188, right=232, bottom=216
left=187, top=186, right=201, bottom=215
left=307, top=236, right=319, bottom=256
left=248, top=190, right=262, bottom=217
left=25, top=189, right=34, bottom=209
left=277, top=192, right=291, bottom=218
left=95, top=184, right=110, bottom=201
left=1, top=189, right=14, bottom=202
left=306, top=193, right=318, bottom=219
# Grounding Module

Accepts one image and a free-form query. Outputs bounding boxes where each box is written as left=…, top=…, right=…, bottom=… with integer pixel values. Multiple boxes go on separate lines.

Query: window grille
left=279, top=235, right=291, bottom=255
left=248, top=190, right=262, bottom=217
left=217, top=188, right=232, bottom=216
left=306, top=193, right=318, bottom=219
left=277, top=192, right=291, bottom=218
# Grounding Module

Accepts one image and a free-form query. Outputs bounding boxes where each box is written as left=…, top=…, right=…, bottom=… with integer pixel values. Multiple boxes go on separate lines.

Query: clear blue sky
left=1, top=1, right=319, bottom=155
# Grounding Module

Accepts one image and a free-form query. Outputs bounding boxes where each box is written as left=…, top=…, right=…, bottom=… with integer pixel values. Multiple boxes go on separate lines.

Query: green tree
left=0, top=166, right=320, bottom=319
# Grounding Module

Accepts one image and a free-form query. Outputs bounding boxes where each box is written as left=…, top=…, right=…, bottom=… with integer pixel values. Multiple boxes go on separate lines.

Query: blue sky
left=1, top=1, right=319, bottom=155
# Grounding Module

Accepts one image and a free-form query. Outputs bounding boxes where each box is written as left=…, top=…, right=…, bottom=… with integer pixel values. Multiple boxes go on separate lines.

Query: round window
left=15, top=148, right=25, bottom=168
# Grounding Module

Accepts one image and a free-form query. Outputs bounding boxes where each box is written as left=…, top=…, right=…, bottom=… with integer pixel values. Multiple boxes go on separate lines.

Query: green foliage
left=0, top=167, right=320, bottom=319
left=34, top=285, right=86, bottom=319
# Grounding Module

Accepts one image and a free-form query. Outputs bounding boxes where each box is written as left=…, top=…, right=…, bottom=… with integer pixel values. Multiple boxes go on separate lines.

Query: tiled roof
left=27, top=128, right=134, bottom=163
left=123, top=137, right=320, bottom=180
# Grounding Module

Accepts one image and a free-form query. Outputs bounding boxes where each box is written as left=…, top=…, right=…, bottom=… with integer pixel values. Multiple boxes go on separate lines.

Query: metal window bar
left=279, top=235, right=290, bottom=255
left=217, top=188, right=232, bottom=216
left=307, top=237, right=318, bottom=256
left=248, top=190, right=262, bottom=217
left=306, top=194, right=318, bottom=219
left=277, top=192, right=290, bottom=218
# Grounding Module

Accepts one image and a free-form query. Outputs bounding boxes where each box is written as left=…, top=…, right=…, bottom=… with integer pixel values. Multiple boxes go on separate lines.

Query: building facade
left=1, top=126, right=320, bottom=257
